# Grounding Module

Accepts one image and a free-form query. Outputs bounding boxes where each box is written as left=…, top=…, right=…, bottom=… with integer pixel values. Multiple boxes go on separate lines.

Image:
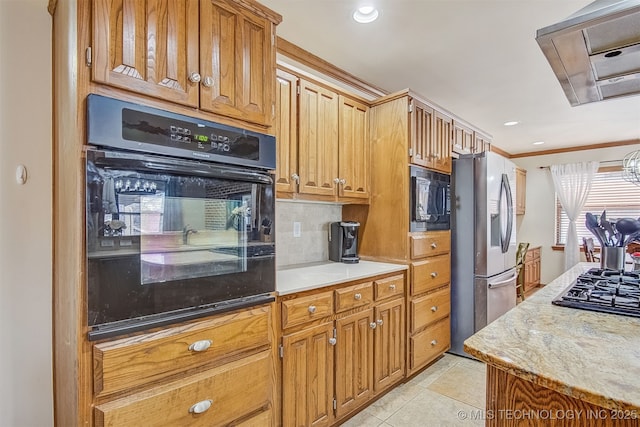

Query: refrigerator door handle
left=499, top=173, right=514, bottom=253
left=488, top=272, right=518, bottom=288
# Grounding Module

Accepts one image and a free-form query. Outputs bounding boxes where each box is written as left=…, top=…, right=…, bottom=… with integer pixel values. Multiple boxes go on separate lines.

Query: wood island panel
left=486, top=365, right=639, bottom=427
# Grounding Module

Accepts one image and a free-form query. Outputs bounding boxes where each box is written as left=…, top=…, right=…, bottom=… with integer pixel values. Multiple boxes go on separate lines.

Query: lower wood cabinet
left=279, top=271, right=406, bottom=427
left=523, top=246, right=541, bottom=291
left=281, top=322, right=335, bottom=427
left=91, top=304, right=276, bottom=427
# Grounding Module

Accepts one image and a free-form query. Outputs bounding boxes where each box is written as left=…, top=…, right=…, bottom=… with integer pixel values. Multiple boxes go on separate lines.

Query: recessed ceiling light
left=503, top=121, right=519, bottom=126
left=533, top=141, right=545, bottom=145
left=353, top=5, right=379, bottom=23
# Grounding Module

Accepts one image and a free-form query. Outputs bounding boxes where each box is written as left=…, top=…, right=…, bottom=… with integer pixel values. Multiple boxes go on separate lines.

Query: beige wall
left=0, top=0, right=53, bottom=425
left=513, top=144, right=640, bottom=284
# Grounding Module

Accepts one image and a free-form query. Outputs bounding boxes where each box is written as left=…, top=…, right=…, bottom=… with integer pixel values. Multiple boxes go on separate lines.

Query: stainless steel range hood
left=536, top=0, right=640, bottom=106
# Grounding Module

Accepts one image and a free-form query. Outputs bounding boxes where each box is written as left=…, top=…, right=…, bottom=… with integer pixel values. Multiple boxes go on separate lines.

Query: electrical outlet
left=293, top=222, right=301, bottom=237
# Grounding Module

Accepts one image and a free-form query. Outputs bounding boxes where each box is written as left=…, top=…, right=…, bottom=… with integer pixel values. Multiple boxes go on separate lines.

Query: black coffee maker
left=329, top=221, right=360, bottom=264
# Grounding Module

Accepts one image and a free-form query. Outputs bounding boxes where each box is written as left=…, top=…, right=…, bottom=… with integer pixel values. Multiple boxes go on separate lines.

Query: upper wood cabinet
left=432, top=109, right=453, bottom=174
left=275, top=68, right=298, bottom=193
left=274, top=70, right=370, bottom=202
left=473, top=131, right=491, bottom=153
left=298, top=79, right=340, bottom=197
left=452, top=120, right=474, bottom=155
left=410, top=98, right=452, bottom=174
left=92, top=0, right=280, bottom=127
left=516, top=167, right=526, bottom=215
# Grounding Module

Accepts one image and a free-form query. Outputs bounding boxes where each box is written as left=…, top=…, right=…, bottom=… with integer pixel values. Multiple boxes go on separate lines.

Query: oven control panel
left=87, top=94, right=276, bottom=169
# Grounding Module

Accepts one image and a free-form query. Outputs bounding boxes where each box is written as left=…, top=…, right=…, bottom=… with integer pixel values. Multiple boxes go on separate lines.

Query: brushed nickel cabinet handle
left=308, top=305, right=316, bottom=314
left=354, top=293, right=362, bottom=300
left=188, top=72, right=201, bottom=83
left=202, top=76, right=214, bottom=87
left=189, top=399, right=212, bottom=414
left=329, top=337, right=337, bottom=345
left=431, top=306, right=438, bottom=312
left=188, top=340, right=212, bottom=352
left=369, top=322, right=377, bottom=329
left=431, top=340, right=438, bottom=346
left=291, top=173, right=300, bottom=183
left=431, top=272, right=438, bottom=278
left=376, top=319, right=383, bottom=326
left=389, top=284, right=396, bottom=291
left=431, top=242, right=437, bottom=249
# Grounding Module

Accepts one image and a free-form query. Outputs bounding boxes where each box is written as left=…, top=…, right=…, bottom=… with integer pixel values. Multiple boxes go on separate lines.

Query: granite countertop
left=276, top=260, right=408, bottom=296
left=464, top=262, right=640, bottom=411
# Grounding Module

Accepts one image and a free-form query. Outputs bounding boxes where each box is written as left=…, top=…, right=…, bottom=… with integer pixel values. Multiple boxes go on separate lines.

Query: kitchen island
left=464, top=263, right=640, bottom=426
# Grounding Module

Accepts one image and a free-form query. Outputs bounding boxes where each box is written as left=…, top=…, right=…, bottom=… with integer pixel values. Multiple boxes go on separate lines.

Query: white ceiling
left=260, top=0, right=640, bottom=155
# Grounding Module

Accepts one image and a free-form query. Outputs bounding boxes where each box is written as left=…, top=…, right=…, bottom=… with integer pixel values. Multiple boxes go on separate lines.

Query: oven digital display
left=121, top=108, right=259, bottom=160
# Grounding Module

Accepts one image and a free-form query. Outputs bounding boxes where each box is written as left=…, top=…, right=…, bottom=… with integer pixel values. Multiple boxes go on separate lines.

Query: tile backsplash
left=275, top=200, right=342, bottom=267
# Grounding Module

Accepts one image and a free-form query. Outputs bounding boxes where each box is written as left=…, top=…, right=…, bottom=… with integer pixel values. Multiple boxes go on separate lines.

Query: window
left=555, top=167, right=640, bottom=246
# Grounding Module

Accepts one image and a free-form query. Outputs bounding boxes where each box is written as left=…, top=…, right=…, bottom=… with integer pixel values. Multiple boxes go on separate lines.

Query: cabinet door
left=335, top=309, right=374, bottom=419
left=474, top=132, right=491, bottom=153
left=275, top=68, right=298, bottom=194
left=374, top=298, right=405, bottom=393
left=515, top=167, right=526, bottom=215
left=298, top=79, right=339, bottom=197
left=452, top=121, right=474, bottom=155
left=92, top=0, right=200, bottom=107
left=282, top=322, right=334, bottom=427
left=433, top=110, right=453, bottom=174
left=200, top=0, right=274, bottom=125
left=338, top=95, right=369, bottom=199
left=410, top=99, right=433, bottom=168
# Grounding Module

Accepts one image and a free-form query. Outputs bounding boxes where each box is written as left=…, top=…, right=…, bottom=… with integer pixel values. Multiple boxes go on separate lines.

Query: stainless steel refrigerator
left=450, top=151, right=518, bottom=357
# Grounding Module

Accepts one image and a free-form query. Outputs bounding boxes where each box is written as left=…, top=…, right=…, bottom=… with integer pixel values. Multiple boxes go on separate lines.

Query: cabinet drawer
left=93, top=306, right=271, bottom=397
left=410, top=231, right=450, bottom=259
left=235, top=408, right=273, bottom=427
left=411, top=254, right=450, bottom=295
left=374, top=274, right=405, bottom=301
left=282, top=291, right=334, bottom=329
left=525, top=246, right=540, bottom=262
left=94, top=350, right=272, bottom=427
left=334, top=282, right=373, bottom=313
left=410, top=317, right=450, bottom=370
left=411, top=287, right=450, bottom=333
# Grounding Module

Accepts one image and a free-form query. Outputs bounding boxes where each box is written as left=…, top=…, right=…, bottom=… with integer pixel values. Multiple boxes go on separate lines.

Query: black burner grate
left=552, top=268, right=640, bottom=318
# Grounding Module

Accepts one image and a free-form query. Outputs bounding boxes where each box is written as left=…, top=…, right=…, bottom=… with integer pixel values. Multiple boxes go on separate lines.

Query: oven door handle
left=91, top=149, right=273, bottom=185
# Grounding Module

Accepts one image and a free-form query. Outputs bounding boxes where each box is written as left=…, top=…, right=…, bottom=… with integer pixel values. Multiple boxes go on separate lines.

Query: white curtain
left=550, top=161, right=599, bottom=271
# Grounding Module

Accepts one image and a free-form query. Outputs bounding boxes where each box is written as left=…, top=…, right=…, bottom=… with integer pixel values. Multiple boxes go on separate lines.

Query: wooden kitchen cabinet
left=275, top=67, right=370, bottom=202
left=92, top=0, right=280, bottom=127
left=278, top=271, right=406, bottom=426
left=522, top=246, right=541, bottom=291
left=452, top=120, right=474, bottom=155
left=335, top=309, right=374, bottom=418
left=515, top=167, right=527, bottom=215
left=281, top=321, right=335, bottom=427
left=410, top=98, right=452, bottom=174
left=93, top=304, right=276, bottom=427
left=474, top=131, right=491, bottom=153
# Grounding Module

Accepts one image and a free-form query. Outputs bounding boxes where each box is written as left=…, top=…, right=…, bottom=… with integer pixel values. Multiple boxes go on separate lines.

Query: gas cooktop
left=552, top=268, right=640, bottom=318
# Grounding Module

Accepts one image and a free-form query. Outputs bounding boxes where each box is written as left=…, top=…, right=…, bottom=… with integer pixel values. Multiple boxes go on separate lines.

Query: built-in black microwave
left=410, top=166, right=451, bottom=231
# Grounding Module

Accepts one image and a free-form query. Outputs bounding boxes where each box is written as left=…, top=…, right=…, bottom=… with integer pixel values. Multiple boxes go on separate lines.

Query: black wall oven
left=86, top=95, right=276, bottom=340
left=410, top=166, right=451, bottom=232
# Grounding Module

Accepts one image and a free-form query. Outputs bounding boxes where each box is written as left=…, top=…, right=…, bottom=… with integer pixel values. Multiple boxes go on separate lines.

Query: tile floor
left=339, top=353, right=487, bottom=426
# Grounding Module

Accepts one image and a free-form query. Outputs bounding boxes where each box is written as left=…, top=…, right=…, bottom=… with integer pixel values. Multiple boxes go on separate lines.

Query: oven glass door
left=86, top=150, right=275, bottom=331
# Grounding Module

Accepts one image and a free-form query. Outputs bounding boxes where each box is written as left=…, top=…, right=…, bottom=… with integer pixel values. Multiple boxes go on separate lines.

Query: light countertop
left=464, top=262, right=640, bottom=411
left=276, top=260, right=408, bottom=295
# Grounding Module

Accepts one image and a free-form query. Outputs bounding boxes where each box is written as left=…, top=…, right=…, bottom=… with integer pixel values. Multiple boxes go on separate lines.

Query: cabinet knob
left=431, top=242, right=437, bottom=249
left=430, top=272, right=438, bottom=278
left=339, top=178, right=346, bottom=185
left=329, top=337, right=337, bottom=346
left=188, top=72, right=201, bottom=83
left=354, top=293, right=362, bottom=300
left=369, top=322, right=377, bottom=329
left=389, top=284, right=396, bottom=291
left=188, top=339, right=212, bottom=352
left=333, top=177, right=340, bottom=184
left=291, top=173, right=300, bottom=183
left=202, top=76, right=214, bottom=88
left=189, top=399, right=212, bottom=414
left=376, top=319, right=383, bottom=326
left=308, top=305, right=316, bottom=314
left=431, top=306, right=438, bottom=312
left=431, top=340, right=438, bottom=346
